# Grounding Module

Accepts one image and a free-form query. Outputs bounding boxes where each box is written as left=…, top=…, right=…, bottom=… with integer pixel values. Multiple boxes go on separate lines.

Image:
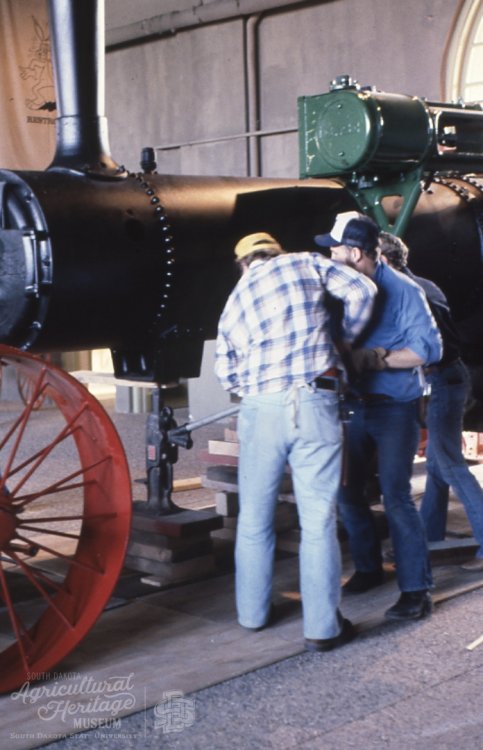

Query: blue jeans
left=236, top=386, right=343, bottom=639
left=338, top=398, right=432, bottom=592
left=420, top=359, right=483, bottom=557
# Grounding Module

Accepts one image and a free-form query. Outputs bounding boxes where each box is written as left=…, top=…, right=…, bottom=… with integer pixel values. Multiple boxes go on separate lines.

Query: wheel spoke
left=0, top=370, right=47, bottom=491
left=17, top=358, right=52, bottom=410
left=0, top=566, right=33, bottom=672
left=5, top=423, right=80, bottom=482
left=14, top=533, right=105, bottom=575
left=18, top=365, right=49, bottom=408
left=6, top=405, right=88, bottom=496
left=13, top=456, right=111, bottom=510
left=6, top=551, right=76, bottom=629
left=14, top=481, right=96, bottom=505
left=0, top=411, right=28, bottom=453
left=14, top=525, right=81, bottom=541
left=16, top=511, right=117, bottom=524
left=9, top=560, right=68, bottom=594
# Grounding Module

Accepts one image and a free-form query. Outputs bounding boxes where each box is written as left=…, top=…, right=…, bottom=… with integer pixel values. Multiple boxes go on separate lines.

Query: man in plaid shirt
left=215, top=230, right=376, bottom=651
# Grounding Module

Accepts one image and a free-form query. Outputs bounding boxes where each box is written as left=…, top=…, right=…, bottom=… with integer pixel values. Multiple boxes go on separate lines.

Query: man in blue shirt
left=380, top=231, right=483, bottom=572
left=215, top=231, right=377, bottom=651
left=315, top=212, right=442, bottom=621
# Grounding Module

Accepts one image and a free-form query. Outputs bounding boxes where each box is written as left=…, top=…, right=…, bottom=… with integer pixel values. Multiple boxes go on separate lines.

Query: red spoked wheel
left=0, top=346, right=132, bottom=693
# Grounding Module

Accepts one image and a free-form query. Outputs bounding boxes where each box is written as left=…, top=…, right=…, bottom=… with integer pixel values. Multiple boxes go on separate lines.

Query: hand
left=350, top=347, right=388, bottom=373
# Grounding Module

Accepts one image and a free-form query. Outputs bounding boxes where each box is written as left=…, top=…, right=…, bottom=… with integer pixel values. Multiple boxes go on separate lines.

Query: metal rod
left=179, top=405, right=240, bottom=433
left=154, top=126, right=297, bottom=152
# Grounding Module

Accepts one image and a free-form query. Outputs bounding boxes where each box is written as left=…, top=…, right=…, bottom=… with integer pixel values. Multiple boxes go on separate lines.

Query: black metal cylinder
left=0, top=167, right=354, bottom=380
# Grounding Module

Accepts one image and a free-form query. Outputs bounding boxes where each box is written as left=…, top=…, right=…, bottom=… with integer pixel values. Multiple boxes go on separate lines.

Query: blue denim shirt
left=353, top=262, right=443, bottom=401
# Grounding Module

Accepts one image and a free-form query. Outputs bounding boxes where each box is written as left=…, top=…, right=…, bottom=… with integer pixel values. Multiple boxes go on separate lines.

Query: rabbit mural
left=19, top=15, right=56, bottom=112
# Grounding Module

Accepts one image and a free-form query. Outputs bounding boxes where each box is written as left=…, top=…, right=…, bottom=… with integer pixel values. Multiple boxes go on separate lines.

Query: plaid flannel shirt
left=215, top=251, right=377, bottom=396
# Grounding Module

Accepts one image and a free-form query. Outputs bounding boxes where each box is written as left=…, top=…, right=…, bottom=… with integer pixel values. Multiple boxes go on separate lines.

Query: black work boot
left=384, top=590, right=432, bottom=621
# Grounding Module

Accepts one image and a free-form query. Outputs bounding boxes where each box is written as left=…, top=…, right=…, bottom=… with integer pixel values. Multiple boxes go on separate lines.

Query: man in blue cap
left=315, top=211, right=442, bottom=621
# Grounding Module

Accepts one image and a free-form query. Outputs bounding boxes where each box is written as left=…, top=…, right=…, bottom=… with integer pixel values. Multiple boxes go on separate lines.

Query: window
left=446, top=0, right=483, bottom=103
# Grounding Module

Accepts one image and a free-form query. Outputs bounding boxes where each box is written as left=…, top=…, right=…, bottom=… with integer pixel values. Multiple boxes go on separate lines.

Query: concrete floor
left=2, top=395, right=483, bottom=750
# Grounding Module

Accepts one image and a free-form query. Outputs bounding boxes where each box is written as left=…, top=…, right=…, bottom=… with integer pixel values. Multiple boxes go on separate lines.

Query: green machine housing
left=298, top=76, right=483, bottom=233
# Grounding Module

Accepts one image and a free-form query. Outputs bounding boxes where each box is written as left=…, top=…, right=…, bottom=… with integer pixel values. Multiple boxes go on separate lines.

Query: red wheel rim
left=0, top=345, right=132, bottom=693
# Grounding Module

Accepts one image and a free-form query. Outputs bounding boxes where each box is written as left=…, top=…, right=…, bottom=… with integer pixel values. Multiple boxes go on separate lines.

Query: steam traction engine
left=1, top=0, right=483, bottom=692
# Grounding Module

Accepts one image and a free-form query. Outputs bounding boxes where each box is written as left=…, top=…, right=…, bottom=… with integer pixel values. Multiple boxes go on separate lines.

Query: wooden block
left=211, top=527, right=237, bottom=542
left=208, top=440, right=240, bottom=457
left=276, top=529, right=301, bottom=553
left=222, top=516, right=238, bottom=529
left=127, top=538, right=213, bottom=563
left=276, top=519, right=353, bottom=554
left=131, top=507, right=223, bottom=537
left=276, top=500, right=299, bottom=516
left=134, top=477, right=203, bottom=492
left=204, top=466, right=238, bottom=484
left=428, top=537, right=478, bottom=563
left=202, top=465, right=294, bottom=494
left=199, top=450, right=240, bottom=467
left=275, top=503, right=299, bottom=532
left=129, top=527, right=212, bottom=548
left=125, top=553, right=216, bottom=580
left=428, top=537, right=477, bottom=551
left=215, top=491, right=239, bottom=517
left=173, top=477, right=202, bottom=492
left=214, top=499, right=298, bottom=539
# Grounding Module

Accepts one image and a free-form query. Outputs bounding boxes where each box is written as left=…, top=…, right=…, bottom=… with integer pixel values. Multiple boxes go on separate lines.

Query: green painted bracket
left=346, top=166, right=425, bottom=237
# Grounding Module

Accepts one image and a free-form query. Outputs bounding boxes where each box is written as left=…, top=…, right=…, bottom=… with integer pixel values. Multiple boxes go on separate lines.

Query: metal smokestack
left=47, top=0, right=124, bottom=176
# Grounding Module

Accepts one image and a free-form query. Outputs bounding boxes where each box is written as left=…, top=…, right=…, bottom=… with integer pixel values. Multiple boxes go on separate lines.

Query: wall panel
left=106, top=19, right=246, bottom=172
left=105, top=0, right=459, bottom=178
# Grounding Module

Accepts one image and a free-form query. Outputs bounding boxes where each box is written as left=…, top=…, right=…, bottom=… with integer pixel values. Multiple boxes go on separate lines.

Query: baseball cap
left=314, top=211, right=379, bottom=254
left=234, top=232, right=283, bottom=261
